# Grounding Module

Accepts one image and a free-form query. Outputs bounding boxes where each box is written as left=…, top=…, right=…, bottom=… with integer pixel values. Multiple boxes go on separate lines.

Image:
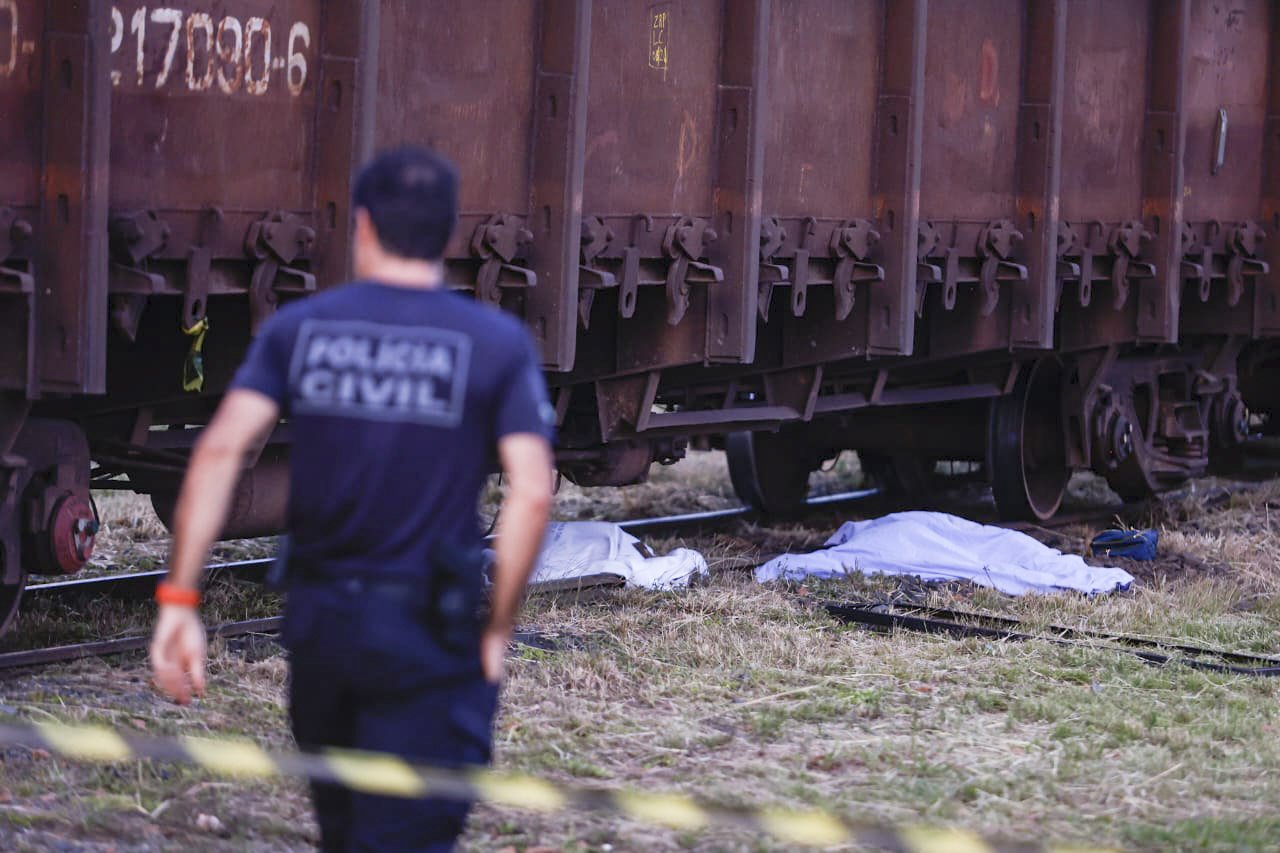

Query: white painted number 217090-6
left=108, top=5, right=312, bottom=97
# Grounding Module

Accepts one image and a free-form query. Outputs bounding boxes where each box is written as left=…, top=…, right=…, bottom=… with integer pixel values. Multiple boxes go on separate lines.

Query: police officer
left=149, top=147, right=555, bottom=851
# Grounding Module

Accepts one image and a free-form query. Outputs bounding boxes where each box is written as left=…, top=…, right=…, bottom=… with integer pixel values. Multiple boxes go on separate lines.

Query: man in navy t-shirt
left=149, top=147, right=555, bottom=851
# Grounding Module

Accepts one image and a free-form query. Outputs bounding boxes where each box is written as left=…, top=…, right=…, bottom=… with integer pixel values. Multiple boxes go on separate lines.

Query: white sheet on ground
left=532, top=521, right=708, bottom=590
left=754, top=511, right=1134, bottom=595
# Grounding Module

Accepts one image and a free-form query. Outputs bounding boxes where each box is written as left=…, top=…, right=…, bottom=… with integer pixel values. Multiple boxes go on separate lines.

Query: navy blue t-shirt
left=231, top=282, right=553, bottom=581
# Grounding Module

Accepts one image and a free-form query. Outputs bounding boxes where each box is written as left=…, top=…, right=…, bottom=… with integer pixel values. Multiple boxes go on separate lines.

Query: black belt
left=293, top=575, right=422, bottom=600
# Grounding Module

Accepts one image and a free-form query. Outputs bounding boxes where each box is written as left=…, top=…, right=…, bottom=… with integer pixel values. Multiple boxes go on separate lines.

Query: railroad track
left=20, top=487, right=883, bottom=608
left=1, top=488, right=1131, bottom=673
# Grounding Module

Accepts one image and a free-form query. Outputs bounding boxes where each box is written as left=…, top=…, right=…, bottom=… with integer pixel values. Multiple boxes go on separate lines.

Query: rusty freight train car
left=1, top=0, right=1277, bottom=631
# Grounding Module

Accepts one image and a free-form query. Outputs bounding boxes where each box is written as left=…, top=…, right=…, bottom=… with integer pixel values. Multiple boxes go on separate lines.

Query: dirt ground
left=2, top=452, right=1280, bottom=851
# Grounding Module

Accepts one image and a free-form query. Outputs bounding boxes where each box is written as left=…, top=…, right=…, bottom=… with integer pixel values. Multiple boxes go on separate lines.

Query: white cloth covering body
left=531, top=521, right=708, bottom=590
left=755, top=511, right=1134, bottom=595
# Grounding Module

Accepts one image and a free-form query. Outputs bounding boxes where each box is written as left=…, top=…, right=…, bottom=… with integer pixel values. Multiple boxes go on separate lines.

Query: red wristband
left=155, top=582, right=201, bottom=607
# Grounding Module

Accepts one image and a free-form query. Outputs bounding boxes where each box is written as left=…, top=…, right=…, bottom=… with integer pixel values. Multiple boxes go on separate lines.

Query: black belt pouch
left=425, top=540, right=487, bottom=653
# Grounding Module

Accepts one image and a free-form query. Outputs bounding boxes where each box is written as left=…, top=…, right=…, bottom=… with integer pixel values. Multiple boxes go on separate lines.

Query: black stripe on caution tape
left=1, top=720, right=1108, bottom=852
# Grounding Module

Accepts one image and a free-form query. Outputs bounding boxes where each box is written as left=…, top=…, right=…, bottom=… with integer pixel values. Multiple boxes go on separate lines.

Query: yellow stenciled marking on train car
left=612, top=790, right=710, bottom=831
left=648, top=5, right=671, bottom=76
left=181, top=736, right=280, bottom=779
left=468, top=770, right=568, bottom=812
left=756, top=807, right=851, bottom=847
left=899, top=825, right=995, bottom=853
left=34, top=722, right=132, bottom=762
left=323, top=750, right=428, bottom=798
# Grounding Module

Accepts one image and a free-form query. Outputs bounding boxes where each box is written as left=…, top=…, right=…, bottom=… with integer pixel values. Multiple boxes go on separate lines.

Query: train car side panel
left=0, top=0, right=42, bottom=391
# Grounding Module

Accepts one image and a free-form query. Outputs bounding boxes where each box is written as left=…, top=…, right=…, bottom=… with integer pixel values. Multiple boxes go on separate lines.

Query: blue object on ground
left=1090, top=528, right=1159, bottom=561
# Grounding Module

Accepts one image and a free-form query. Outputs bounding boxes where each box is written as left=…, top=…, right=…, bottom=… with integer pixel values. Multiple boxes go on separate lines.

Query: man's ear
left=352, top=209, right=380, bottom=276
left=353, top=209, right=374, bottom=244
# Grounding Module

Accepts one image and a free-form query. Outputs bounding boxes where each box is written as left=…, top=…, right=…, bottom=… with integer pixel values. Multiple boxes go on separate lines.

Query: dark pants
left=283, top=579, right=499, bottom=852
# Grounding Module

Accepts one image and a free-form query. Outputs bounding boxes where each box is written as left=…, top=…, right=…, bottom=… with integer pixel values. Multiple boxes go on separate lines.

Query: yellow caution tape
left=182, top=316, right=209, bottom=393
left=0, top=720, right=1108, bottom=851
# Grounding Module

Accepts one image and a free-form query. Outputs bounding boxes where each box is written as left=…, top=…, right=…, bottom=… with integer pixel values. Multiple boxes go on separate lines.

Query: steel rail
left=825, top=601, right=1280, bottom=677
left=0, top=613, right=592, bottom=673
left=0, top=617, right=283, bottom=670
left=3, top=489, right=1136, bottom=672
left=19, top=488, right=1130, bottom=609
left=21, top=488, right=885, bottom=606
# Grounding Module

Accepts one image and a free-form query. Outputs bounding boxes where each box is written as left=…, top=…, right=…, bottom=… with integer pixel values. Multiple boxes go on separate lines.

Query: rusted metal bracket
left=1226, top=222, right=1269, bottom=307
left=470, top=214, right=537, bottom=307
left=830, top=220, right=884, bottom=322
left=109, top=210, right=169, bottom=266
left=106, top=210, right=170, bottom=340
left=757, top=215, right=789, bottom=322
left=181, top=208, right=223, bottom=332
left=245, top=212, right=317, bottom=333
left=757, top=216, right=818, bottom=322
left=762, top=365, right=823, bottom=422
left=0, top=209, right=34, bottom=295
left=662, top=216, right=723, bottom=326
left=917, top=219, right=1026, bottom=317
left=1057, top=220, right=1155, bottom=312
left=975, top=220, right=1026, bottom=316
left=614, top=214, right=653, bottom=321
left=1183, top=221, right=1269, bottom=308
left=577, top=215, right=618, bottom=329
left=1105, top=220, right=1154, bottom=311
left=761, top=216, right=824, bottom=323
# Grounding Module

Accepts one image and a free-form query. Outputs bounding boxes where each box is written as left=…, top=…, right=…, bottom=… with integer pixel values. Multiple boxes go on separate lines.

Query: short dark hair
left=352, top=146, right=458, bottom=261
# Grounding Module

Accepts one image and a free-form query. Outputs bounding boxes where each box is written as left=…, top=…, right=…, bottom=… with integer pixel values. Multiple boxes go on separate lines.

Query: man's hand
left=149, top=389, right=279, bottom=704
left=480, top=626, right=509, bottom=684
left=486, top=432, right=553, bottom=671
left=149, top=604, right=208, bottom=704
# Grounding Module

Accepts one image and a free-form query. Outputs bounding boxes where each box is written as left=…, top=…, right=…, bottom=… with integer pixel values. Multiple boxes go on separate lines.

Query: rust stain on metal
left=978, top=38, right=999, bottom=105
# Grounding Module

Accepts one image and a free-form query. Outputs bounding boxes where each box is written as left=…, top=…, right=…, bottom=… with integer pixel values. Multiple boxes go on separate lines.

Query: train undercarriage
left=0, top=329, right=1275, bottom=635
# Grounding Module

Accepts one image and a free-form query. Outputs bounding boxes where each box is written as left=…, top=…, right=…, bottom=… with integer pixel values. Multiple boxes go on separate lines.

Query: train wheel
left=858, top=452, right=936, bottom=500
left=726, top=429, right=813, bottom=516
left=988, top=359, right=1071, bottom=521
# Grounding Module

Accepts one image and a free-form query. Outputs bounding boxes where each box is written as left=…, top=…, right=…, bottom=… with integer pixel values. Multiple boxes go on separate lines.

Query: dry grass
left=0, top=452, right=1279, bottom=850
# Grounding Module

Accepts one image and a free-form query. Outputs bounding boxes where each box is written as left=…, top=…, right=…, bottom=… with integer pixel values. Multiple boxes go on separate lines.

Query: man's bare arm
left=165, top=390, right=281, bottom=590
left=482, top=432, right=554, bottom=681
left=150, top=389, right=279, bottom=704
